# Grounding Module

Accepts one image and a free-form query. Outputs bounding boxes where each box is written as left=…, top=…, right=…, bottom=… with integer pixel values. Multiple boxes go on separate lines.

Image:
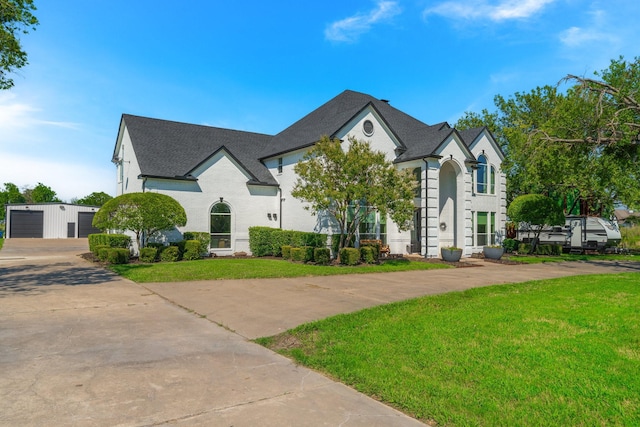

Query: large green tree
left=23, top=182, right=61, bottom=203
left=1, top=0, right=39, bottom=89
left=291, top=136, right=416, bottom=253
left=456, top=57, right=640, bottom=214
left=73, top=191, right=113, bottom=207
left=92, top=192, right=187, bottom=250
left=0, top=182, right=25, bottom=221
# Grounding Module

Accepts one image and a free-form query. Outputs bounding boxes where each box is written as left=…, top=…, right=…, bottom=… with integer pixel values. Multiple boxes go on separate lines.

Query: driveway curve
left=1, top=239, right=638, bottom=426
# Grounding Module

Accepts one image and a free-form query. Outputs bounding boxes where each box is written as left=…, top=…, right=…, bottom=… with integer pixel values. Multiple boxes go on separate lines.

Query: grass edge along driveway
left=109, top=257, right=451, bottom=282
left=258, top=273, right=640, bottom=427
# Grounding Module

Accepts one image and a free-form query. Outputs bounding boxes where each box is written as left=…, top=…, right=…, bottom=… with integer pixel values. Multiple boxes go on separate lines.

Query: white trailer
left=517, top=216, right=622, bottom=253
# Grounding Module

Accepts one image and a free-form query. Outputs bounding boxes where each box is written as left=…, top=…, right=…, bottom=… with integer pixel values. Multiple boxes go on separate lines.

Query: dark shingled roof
left=120, top=114, right=278, bottom=185
left=118, top=90, right=486, bottom=185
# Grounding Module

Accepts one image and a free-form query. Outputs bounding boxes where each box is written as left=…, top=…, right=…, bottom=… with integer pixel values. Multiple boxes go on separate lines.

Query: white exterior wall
left=5, top=204, right=100, bottom=239
left=144, top=150, right=279, bottom=255
left=115, top=128, right=144, bottom=196
left=467, top=132, right=507, bottom=251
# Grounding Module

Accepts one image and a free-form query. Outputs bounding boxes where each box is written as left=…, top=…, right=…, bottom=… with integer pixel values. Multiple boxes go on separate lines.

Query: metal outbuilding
left=4, top=203, right=102, bottom=239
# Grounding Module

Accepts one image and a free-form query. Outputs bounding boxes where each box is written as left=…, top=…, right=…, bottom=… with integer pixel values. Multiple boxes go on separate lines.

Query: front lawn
left=109, top=257, right=450, bottom=283
left=258, top=273, right=640, bottom=426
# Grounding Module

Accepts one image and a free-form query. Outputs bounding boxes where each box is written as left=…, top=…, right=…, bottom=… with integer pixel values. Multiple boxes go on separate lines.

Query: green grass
left=621, top=226, right=640, bottom=249
left=258, top=273, right=640, bottom=426
left=109, top=257, right=451, bottom=283
left=0, top=238, right=3, bottom=251
left=506, top=253, right=638, bottom=264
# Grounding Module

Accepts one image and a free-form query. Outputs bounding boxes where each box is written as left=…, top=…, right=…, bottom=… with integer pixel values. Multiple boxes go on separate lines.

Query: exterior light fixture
left=267, top=213, right=272, bottom=220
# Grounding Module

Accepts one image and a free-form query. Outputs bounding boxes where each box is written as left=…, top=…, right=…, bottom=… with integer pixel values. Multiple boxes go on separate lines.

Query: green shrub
left=107, top=248, right=130, bottom=264
left=332, top=234, right=356, bottom=255
left=282, top=245, right=292, bottom=260
left=160, top=246, right=180, bottom=262
left=340, top=248, right=360, bottom=266
left=290, top=247, right=305, bottom=262
left=518, top=243, right=532, bottom=254
left=552, top=244, right=562, bottom=255
left=93, top=244, right=109, bottom=256
left=502, top=238, right=519, bottom=253
left=249, top=226, right=278, bottom=257
left=182, top=240, right=202, bottom=261
left=97, top=247, right=110, bottom=262
left=171, top=240, right=186, bottom=255
left=183, top=231, right=210, bottom=255
left=302, top=246, right=314, bottom=262
left=314, top=247, right=331, bottom=265
left=360, top=246, right=377, bottom=264
left=250, top=227, right=328, bottom=257
left=271, top=230, right=293, bottom=256
left=88, top=233, right=131, bottom=252
left=139, top=247, right=158, bottom=263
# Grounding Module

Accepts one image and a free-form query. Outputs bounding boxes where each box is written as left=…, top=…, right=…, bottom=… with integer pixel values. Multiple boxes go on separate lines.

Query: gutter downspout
left=278, top=187, right=283, bottom=229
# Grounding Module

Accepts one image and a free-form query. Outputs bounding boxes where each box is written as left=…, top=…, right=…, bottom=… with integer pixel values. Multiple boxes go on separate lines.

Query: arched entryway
left=438, top=161, right=460, bottom=249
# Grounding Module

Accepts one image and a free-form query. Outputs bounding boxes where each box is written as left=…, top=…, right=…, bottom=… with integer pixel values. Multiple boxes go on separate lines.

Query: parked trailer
left=517, top=216, right=622, bottom=253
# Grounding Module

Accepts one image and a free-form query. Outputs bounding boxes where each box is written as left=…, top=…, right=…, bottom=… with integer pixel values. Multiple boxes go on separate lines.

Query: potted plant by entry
left=441, top=246, right=463, bottom=262
left=483, top=245, right=504, bottom=260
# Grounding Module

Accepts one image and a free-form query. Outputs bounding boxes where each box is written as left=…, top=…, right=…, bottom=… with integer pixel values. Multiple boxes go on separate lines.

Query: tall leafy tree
left=73, top=191, right=113, bottom=207
left=291, top=136, right=416, bottom=253
left=23, top=182, right=60, bottom=203
left=92, top=192, right=187, bottom=250
left=0, top=182, right=25, bottom=221
left=1, top=0, right=39, bottom=89
left=456, top=57, right=640, bottom=213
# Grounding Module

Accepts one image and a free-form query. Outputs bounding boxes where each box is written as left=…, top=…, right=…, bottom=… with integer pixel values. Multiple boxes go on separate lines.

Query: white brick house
left=112, top=90, right=506, bottom=257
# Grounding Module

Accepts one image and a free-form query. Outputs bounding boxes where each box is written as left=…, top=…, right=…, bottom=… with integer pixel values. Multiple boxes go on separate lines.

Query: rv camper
left=517, top=216, right=622, bottom=253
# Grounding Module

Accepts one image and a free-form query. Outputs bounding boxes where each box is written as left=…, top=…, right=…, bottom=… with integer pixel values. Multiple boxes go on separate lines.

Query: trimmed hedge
left=518, top=242, right=563, bottom=255
left=182, top=240, right=202, bottom=261
left=290, top=247, right=305, bottom=262
left=160, top=246, right=180, bottom=262
left=282, top=245, right=292, bottom=260
left=360, top=246, right=376, bottom=264
left=107, top=248, right=130, bottom=264
left=139, top=247, right=158, bottom=263
left=340, top=248, right=360, bottom=266
left=502, top=238, right=519, bottom=253
left=88, top=233, right=131, bottom=253
left=314, top=247, right=331, bottom=265
left=97, top=246, right=110, bottom=262
left=183, top=232, right=210, bottom=255
left=249, top=226, right=328, bottom=257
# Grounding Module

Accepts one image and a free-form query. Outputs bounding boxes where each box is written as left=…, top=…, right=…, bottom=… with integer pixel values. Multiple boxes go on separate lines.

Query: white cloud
left=0, top=152, right=114, bottom=202
left=559, top=10, right=618, bottom=48
left=424, top=0, right=555, bottom=22
left=325, top=1, right=402, bottom=42
left=0, top=93, right=80, bottom=130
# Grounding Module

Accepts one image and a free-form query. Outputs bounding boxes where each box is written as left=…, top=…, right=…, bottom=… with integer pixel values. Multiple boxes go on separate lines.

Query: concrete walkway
left=1, top=239, right=638, bottom=426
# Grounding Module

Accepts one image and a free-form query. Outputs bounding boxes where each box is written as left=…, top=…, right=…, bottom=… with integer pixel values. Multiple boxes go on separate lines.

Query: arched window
left=477, top=155, right=487, bottom=194
left=210, top=203, right=231, bottom=249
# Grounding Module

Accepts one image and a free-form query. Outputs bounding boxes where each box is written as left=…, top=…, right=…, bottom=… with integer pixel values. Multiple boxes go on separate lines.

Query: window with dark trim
left=210, top=203, right=231, bottom=249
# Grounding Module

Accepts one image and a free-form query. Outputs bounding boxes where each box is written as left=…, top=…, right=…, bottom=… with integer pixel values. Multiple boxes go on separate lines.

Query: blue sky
left=1, top=0, right=639, bottom=201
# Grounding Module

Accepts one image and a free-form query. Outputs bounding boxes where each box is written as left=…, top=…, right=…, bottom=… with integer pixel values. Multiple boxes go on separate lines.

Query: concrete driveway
left=0, top=239, right=425, bottom=427
left=1, top=239, right=638, bottom=426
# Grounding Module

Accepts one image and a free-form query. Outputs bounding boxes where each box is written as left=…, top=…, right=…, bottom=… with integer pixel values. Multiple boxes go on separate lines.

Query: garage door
left=10, top=210, right=44, bottom=238
left=78, top=212, right=101, bottom=238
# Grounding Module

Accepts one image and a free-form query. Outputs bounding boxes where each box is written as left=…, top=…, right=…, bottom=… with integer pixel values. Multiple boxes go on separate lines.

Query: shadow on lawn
left=0, top=262, right=118, bottom=297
